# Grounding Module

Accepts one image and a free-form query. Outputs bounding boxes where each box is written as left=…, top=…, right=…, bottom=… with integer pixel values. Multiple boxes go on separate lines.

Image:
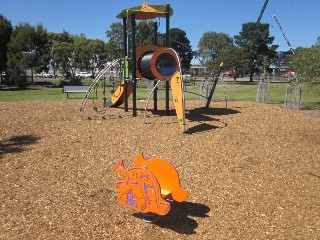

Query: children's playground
left=1, top=100, right=319, bottom=239
left=1, top=2, right=320, bottom=239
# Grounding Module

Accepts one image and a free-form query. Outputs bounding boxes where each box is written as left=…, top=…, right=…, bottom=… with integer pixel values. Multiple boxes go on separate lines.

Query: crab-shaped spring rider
left=114, top=153, right=188, bottom=219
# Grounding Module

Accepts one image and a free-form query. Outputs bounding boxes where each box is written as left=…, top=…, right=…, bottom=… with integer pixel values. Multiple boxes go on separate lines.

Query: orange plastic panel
left=134, top=153, right=188, bottom=202
left=114, top=160, right=170, bottom=216
left=170, top=71, right=186, bottom=132
left=116, top=2, right=173, bottom=20
left=111, top=80, right=133, bottom=107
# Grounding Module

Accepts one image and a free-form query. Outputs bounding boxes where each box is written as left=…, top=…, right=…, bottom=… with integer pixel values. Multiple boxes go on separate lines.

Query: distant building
left=269, top=51, right=293, bottom=76
left=189, top=64, right=206, bottom=76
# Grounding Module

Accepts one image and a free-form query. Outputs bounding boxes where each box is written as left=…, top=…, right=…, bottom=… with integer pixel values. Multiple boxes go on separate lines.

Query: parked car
left=35, top=72, right=54, bottom=78
left=76, top=72, right=92, bottom=78
left=43, top=73, right=54, bottom=78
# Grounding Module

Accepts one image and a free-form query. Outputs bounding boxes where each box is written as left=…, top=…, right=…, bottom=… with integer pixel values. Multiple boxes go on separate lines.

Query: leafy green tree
left=234, top=22, right=278, bottom=81
left=158, top=28, right=194, bottom=70
left=0, top=15, right=13, bottom=84
left=105, top=21, right=193, bottom=71
left=87, top=39, right=108, bottom=78
left=105, top=20, right=154, bottom=59
left=217, top=46, right=253, bottom=81
left=136, top=20, right=154, bottom=46
left=73, top=34, right=91, bottom=72
left=48, top=31, right=74, bottom=78
left=167, top=28, right=193, bottom=71
left=7, top=22, right=50, bottom=87
left=73, top=34, right=109, bottom=78
left=33, top=24, right=51, bottom=75
left=52, top=41, right=75, bottom=79
left=49, top=30, right=74, bottom=46
left=50, top=32, right=109, bottom=79
left=105, top=22, right=123, bottom=59
left=315, top=36, right=320, bottom=46
left=291, top=46, right=320, bottom=79
left=197, top=31, right=233, bottom=68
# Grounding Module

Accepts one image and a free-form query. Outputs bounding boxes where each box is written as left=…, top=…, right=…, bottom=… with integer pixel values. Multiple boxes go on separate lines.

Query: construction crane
left=272, top=15, right=295, bottom=54
left=257, top=0, right=270, bottom=23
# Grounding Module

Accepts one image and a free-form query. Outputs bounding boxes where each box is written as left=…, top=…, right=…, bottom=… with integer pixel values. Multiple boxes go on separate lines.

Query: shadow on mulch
left=184, top=123, right=222, bottom=134
left=184, top=107, right=240, bottom=134
left=0, top=135, right=40, bottom=159
left=112, top=106, right=177, bottom=116
left=187, top=107, right=240, bottom=120
left=116, top=106, right=240, bottom=134
left=134, top=201, right=210, bottom=235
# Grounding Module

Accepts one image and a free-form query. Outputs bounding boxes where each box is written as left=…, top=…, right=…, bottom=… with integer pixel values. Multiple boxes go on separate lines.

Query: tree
left=168, top=28, right=193, bottom=71
left=73, top=34, right=91, bottom=72
left=73, top=34, right=109, bottom=78
left=136, top=20, right=154, bottom=46
left=32, top=24, right=51, bottom=76
left=291, top=46, right=320, bottom=79
left=158, top=27, right=194, bottom=71
left=87, top=39, right=108, bottom=78
left=197, top=31, right=233, bottom=68
left=315, top=36, right=320, bottom=46
left=105, top=21, right=194, bottom=72
left=7, top=22, right=50, bottom=87
left=52, top=41, right=75, bottom=79
left=0, top=15, right=13, bottom=84
left=217, top=46, right=253, bottom=81
left=106, top=20, right=156, bottom=58
left=48, top=31, right=74, bottom=78
left=105, top=22, right=123, bottom=59
left=50, top=32, right=109, bottom=79
left=234, top=22, right=278, bottom=81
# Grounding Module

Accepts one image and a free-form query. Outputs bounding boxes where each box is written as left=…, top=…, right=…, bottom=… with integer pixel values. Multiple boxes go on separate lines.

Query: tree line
left=0, top=16, right=193, bottom=88
left=0, top=14, right=318, bottom=88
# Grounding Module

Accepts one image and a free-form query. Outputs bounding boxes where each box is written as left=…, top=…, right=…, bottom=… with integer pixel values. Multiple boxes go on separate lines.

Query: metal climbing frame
left=79, top=58, right=123, bottom=117
left=272, top=15, right=295, bottom=54
left=257, top=0, right=269, bottom=23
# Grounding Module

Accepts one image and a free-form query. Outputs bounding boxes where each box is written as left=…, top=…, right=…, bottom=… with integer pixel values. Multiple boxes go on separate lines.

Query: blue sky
left=1, top=0, right=319, bottom=54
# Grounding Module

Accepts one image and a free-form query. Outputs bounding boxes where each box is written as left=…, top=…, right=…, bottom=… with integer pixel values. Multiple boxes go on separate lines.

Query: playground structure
left=114, top=153, right=188, bottom=221
left=79, top=2, right=186, bottom=131
left=79, top=2, right=225, bottom=132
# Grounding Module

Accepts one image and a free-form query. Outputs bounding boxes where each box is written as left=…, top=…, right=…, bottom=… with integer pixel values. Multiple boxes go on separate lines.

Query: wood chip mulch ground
left=0, top=100, right=319, bottom=239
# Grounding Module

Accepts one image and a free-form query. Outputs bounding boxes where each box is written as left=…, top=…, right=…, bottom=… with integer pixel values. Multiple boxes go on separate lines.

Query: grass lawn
left=0, top=87, right=65, bottom=102
left=1, top=78, right=319, bottom=108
